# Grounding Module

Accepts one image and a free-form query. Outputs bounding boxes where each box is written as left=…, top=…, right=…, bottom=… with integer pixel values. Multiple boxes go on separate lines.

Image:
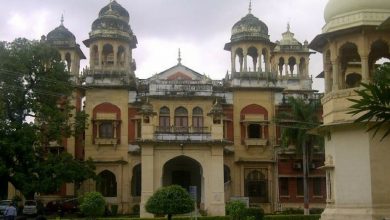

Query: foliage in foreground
left=80, top=191, right=106, bottom=219
left=348, top=63, right=390, bottom=140
left=145, top=185, right=194, bottom=220
left=0, top=38, right=94, bottom=198
left=225, top=200, right=246, bottom=220
left=264, top=214, right=321, bottom=220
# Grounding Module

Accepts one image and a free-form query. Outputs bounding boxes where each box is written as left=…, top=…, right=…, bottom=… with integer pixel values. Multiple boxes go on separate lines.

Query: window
left=313, top=178, right=323, bottom=196
left=224, top=165, right=231, bottom=183
left=131, top=164, right=141, bottom=197
left=245, top=169, right=268, bottom=203
left=102, top=44, right=114, bottom=66
left=99, top=121, right=114, bottom=138
left=174, top=107, right=188, bottom=132
left=248, top=124, right=262, bottom=138
left=97, top=170, right=117, bottom=197
left=159, top=107, right=170, bottom=132
left=192, top=107, right=203, bottom=132
left=297, top=178, right=304, bottom=196
left=279, top=178, right=289, bottom=196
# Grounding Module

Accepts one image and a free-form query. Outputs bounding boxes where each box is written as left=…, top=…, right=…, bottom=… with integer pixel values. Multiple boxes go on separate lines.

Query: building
left=7, top=0, right=327, bottom=216
left=310, top=0, right=390, bottom=219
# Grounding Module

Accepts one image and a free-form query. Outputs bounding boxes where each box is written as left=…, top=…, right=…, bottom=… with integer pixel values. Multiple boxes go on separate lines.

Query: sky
left=0, top=0, right=328, bottom=92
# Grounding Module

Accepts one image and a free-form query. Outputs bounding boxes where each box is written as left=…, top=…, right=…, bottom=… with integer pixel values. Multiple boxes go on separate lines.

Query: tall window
left=174, top=107, right=188, bottom=132
left=279, top=178, right=289, bottom=196
left=245, top=169, right=268, bottom=203
left=102, top=44, right=114, bottom=66
left=99, top=121, right=114, bottom=138
left=159, top=107, right=170, bottom=132
left=224, top=165, right=231, bottom=184
left=296, top=178, right=304, bottom=196
left=192, top=107, right=203, bottom=132
left=97, top=170, right=117, bottom=197
left=313, top=178, right=323, bottom=196
left=248, top=124, right=262, bottom=138
left=131, top=164, right=141, bottom=197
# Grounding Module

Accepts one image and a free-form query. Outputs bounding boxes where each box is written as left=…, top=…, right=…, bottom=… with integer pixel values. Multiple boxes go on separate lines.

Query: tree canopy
left=145, top=185, right=194, bottom=220
left=0, top=38, right=94, bottom=198
left=348, top=63, right=390, bottom=140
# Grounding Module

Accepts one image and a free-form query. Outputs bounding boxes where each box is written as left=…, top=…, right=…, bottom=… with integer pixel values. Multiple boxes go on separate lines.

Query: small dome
left=323, top=0, right=390, bottom=33
left=231, top=13, right=269, bottom=42
left=99, top=0, right=129, bottom=23
left=47, top=24, right=76, bottom=46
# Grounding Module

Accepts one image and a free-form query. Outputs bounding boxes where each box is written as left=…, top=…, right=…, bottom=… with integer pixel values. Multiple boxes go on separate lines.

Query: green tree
left=348, top=63, right=390, bottom=140
left=145, top=185, right=194, bottom=220
left=80, top=191, right=106, bottom=220
left=0, top=38, right=94, bottom=198
left=275, top=97, right=324, bottom=215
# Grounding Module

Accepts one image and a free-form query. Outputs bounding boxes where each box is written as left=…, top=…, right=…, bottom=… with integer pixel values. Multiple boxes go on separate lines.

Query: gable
left=149, top=64, right=205, bottom=81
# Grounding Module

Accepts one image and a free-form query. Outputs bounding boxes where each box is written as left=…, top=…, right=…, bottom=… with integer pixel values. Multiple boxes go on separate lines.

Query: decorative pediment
left=149, top=64, right=206, bottom=81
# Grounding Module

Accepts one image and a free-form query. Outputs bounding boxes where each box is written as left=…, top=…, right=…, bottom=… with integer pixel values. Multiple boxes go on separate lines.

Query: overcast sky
left=0, top=0, right=328, bottom=91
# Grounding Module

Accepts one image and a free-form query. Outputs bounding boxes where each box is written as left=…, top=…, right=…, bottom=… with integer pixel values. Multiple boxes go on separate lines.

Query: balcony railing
left=154, top=126, right=211, bottom=141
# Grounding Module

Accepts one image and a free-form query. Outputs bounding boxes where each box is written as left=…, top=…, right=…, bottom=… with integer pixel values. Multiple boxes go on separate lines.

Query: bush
left=309, top=208, right=323, bottom=214
left=264, top=214, right=321, bottom=220
left=242, top=207, right=264, bottom=220
left=110, top=204, right=118, bottom=216
left=279, top=208, right=303, bottom=215
left=80, top=191, right=106, bottom=219
left=132, top=204, right=140, bottom=214
left=225, top=200, right=246, bottom=220
left=145, top=185, right=194, bottom=220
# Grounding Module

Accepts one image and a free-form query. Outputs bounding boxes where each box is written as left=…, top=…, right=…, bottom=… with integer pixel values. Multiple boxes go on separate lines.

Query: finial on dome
left=248, top=0, right=252, bottom=14
left=178, top=48, right=182, bottom=64
left=60, top=14, right=64, bottom=26
left=287, top=22, right=290, bottom=32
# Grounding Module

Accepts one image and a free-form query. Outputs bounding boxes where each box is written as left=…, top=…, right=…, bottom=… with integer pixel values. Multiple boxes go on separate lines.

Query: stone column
left=264, top=54, right=270, bottom=72
left=231, top=52, right=236, bottom=73
left=243, top=52, right=248, bottom=72
left=324, top=62, right=332, bottom=93
left=258, top=54, right=262, bottom=72
left=284, top=63, right=288, bottom=77
left=98, top=43, right=103, bottom=69
left=331, top=59, right=339, bottom=91
left=113, top=45, right=118, bottom=67
left=140, top=145, right=154, bottom=218
left=361, top=56, right=369, bottom=83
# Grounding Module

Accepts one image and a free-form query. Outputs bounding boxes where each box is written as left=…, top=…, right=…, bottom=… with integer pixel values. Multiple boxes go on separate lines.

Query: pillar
left=361, top=56, right=369, bottom=83
left=243, top=52, right=248, bottom=72
left=140, top=145, right=154, bottom=217
left=231, top=52, right=236, bottom=73
left=258, top=54, right=262, bottom=72
left=331, top=59, right=339, bottom=91
left=98, top=43, right=103, bottom=69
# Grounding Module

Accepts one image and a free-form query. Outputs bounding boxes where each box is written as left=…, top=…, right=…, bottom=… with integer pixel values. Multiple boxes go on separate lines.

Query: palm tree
left=276, top=97, right=324, bottom=215
left=348, top=63, right=390, bottom=140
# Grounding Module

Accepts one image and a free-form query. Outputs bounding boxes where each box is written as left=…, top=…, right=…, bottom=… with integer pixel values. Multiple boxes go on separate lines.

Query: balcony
left=244, top=138, right=268, bottom=147
left=154, top=126, right=211, bottom=141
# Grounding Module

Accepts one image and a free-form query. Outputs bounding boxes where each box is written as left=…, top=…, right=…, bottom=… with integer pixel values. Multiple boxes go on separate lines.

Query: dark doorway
left=0, top=176, right=7, bottom=199
left=172, top=171, right=191, bottom=190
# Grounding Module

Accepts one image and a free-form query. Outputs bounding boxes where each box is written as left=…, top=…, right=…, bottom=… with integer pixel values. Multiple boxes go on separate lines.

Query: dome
left=47, top=24, right=76, bottom=46
left=85, top=0, right=137, bottom=47
left=323, top=0, right=390, bottom=33
left=231, top=13, right=269, bottom=42
left=99, top=0, right=129, bottom=23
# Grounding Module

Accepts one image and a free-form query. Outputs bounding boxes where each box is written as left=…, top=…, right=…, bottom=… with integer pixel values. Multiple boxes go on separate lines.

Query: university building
left=7, top=0, right=330, bottom=216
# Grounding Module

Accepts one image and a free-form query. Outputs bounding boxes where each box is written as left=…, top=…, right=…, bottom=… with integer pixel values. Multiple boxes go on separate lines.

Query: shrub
left=110, top=204, right=118, bottom=216
left=264, top=214, right=321, bottom=220
left=242, top=207, right=264, bottom=220
left=145, top=185, right=194, bottom=220
left=225, top=200, right=246, bottom=220
left=309, top=208, right=323, bottom=214
left=279, top=208, right=304, bottom=215
left=80, top=191, right=106, bottom=220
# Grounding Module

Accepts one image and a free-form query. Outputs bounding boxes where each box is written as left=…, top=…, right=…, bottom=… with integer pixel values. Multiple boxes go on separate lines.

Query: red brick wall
left=92, top=103, right=121, bottom=144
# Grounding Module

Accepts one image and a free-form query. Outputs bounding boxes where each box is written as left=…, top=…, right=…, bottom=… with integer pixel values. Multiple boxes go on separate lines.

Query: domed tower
left=224, top=2, right=275, bottom=81
left=46, top=15, right=86, bottom=84
left=272, top=24, right=314, bottom=90
left=310, top=1, right=390, bottom=219
left=83, top=0, right=137, bottom=87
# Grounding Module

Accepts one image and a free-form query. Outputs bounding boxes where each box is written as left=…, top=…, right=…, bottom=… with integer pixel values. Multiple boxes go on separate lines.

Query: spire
left=60, top=14, right=64, bottom=26
left=177, top=48, right=182, bottom=64
left=248, top=0, right=252, bottom=14
left=287, top=22, right=290, bottom=32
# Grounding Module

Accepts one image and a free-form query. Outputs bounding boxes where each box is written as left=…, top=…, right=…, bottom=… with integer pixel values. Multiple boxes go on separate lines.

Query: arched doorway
left=162, top=156, right=203, bottom=204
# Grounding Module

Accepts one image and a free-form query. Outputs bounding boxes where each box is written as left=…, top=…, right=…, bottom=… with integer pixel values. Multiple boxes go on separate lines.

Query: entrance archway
left=162, top=156, right=203, bottom=204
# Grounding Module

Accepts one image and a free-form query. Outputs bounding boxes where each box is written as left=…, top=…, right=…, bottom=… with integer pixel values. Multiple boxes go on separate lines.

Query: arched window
left=175, top=107, right=188, bottom=132
left=245, top=169, right=268, bottom=203
left=192, top=107, right=203, bottom=132
left=248, top=124, right=262, bottom=138
left=97, top=170, right=117, bottom=197
left=247, top=46, right=258, bottom=72
left=117, top=46, right=126, bottom=67
left=99, top=121, right=114, bottom=138
left=92, top=45, right=99, bottom=65
left=131, top=164, right=141, bottom=197
left=224, top=165, right=231, bottom=184
left=65, top=53, right=71, bottom=72
left=278, top=57, right=285, bottom=76
left=102, top=44, right=114, bottom=66
left=159, top=107, right=170, bottom=132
